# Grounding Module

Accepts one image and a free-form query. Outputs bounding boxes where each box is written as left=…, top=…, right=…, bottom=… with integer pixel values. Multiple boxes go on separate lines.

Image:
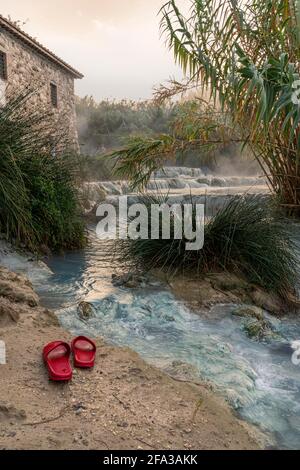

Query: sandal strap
left=72, top=336, right=96, bottom=351
left=43, top=341, right=71, bottom=360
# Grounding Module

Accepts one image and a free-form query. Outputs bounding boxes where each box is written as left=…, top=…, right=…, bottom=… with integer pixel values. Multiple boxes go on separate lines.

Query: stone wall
left=0, top=26, right=79, bottom=148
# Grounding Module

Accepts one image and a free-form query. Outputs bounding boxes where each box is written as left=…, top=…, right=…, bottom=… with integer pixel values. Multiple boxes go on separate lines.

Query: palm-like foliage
left=159, top=0, right=300, bottom=210
left=110, top=100, right=239, bottom=189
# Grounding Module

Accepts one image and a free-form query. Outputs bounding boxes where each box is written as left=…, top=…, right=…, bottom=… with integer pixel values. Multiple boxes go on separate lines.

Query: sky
left=0, top=0, right=189, bottom=101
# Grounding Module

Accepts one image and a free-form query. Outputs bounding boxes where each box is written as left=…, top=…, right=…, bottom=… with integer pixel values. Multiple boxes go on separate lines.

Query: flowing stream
left=21, top=169, right=300, bottom=449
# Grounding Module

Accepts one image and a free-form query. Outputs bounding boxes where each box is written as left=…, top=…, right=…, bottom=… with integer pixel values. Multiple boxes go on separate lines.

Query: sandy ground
left=0, top=266, right=261, bottom=450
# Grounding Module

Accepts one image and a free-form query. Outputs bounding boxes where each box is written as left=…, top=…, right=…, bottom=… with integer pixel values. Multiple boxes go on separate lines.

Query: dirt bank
left=0, top=266, right=261, bottom=450
left=153, top=270, right=292, bottom=317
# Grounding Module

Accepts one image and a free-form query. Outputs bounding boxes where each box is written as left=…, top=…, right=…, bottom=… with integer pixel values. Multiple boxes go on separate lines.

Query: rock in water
left=243, top=318, right=274, bottom=341
left=111, top=272, right=151, bottom=289
left=77, top=301, right=95, bottom=320
left=249, top=288, right=283, bottom=315
left=232, top=305, right=264, bottom=321
left=232, top=305, right=280, bottom=341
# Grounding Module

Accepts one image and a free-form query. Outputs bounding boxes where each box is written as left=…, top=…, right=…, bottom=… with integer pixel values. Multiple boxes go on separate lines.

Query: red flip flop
left=71, top=336, right=96, bottom=368
left=43, top=341, right=72, bottom=381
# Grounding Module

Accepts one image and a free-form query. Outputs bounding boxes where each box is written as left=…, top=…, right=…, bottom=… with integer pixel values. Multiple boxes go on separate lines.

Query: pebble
left=73, top=402, right=86, bottom=411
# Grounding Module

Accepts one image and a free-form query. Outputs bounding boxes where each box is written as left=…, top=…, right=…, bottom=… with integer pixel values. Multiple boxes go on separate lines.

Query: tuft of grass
left=115, top=194, right=298, bottom=299
left=0, top=88, right=85, bottom=251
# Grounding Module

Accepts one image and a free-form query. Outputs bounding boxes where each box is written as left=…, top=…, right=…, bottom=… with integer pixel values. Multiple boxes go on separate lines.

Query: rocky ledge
left=155, top=271, right=297, bottom=317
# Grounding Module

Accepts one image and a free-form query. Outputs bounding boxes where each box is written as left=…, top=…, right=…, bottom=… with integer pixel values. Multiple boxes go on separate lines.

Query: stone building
left=0, top=14, right=83, bottom=147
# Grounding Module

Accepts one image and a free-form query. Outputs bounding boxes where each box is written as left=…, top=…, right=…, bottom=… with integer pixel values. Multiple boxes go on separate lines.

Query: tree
left=111, top=100, right=239, bottom=190
left=112, top=1, right=300, bottom=211
left=159, top=0, right=300, bottom=211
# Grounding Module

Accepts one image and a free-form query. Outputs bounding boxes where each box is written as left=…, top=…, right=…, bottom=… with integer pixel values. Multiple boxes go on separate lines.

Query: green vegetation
left=76, top=97, right=175, bottom=154
left=117, top=195, right=298, bottom=300
left=110, top=100, right=240, bottom=190
left=0, top=90, right=85, bottom=251
left=76, top=97, right=245, bottom=183
left=159, top=0, right=300, bottom=211
left=111, top=1, right=300, bottom=212
left=76, top=97, right=177, bottom=181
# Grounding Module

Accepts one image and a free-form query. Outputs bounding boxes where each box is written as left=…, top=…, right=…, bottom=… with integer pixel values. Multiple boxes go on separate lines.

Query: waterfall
left=82, top=167, right=268, bottom=216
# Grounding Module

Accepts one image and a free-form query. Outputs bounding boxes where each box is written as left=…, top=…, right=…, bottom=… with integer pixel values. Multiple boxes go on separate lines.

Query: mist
left=0, top=0, right=186, bottom=100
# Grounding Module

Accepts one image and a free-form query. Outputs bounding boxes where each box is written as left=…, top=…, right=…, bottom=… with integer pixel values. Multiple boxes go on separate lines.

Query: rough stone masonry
left=0, top=14, right=83, bottom=148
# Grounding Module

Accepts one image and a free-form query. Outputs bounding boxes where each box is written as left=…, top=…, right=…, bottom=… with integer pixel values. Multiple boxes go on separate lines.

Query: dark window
left=0, top=51, right=7, bottom=80
left=50, top=82, right=58, bottom=107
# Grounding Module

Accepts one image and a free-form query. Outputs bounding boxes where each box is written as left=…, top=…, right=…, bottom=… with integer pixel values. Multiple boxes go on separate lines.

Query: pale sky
left=0, top=0, right=189, bottom=100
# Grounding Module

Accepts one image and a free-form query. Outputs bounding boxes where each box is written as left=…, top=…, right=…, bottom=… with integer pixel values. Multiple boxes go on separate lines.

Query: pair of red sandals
left=43, top=336, right=96, bottom=381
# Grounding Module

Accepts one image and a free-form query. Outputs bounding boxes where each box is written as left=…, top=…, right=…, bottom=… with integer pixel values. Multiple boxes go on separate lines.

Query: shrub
left=76, top=96, right=176, bottom=155
left=78, top=153, right=115, bottom=181
left=0, top=89, right=85, bottom=251
left=116, top=194, right=298, bottom=299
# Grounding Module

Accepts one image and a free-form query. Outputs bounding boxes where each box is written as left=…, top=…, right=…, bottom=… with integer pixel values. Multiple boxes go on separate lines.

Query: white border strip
left=0, top=340, right=6, bottom=365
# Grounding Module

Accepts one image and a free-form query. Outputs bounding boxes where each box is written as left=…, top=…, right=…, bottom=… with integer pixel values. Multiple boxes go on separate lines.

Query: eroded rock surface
left=164, top=271, right=293, bottom=316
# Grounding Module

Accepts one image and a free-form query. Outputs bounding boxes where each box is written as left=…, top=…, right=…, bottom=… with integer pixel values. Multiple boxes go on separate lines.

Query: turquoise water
left=34, top=229, right=300, bottom=449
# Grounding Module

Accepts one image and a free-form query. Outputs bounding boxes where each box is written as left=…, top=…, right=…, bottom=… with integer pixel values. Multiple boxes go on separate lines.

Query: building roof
left=0, top=14, right=83, bottom=79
